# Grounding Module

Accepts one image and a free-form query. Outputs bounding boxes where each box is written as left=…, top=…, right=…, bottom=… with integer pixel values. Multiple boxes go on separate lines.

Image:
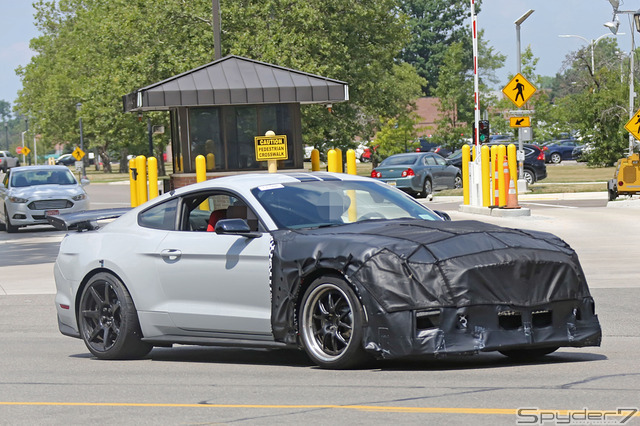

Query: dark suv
left=446, top=143, right=546, bottom=185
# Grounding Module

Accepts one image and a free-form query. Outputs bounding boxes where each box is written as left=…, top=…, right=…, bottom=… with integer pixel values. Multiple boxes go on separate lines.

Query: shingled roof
left=123, top=55, right=349, bottom=112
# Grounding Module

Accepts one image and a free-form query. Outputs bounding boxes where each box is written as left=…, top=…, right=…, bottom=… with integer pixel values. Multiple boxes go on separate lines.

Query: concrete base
left=459, top=204, right=532, bottom=217
left=606, top=197, right=640, bottom=208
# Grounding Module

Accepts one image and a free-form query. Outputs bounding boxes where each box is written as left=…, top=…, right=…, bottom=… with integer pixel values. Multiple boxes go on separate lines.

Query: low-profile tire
left=453, top=174, right=462, bottom=189
left=421, top=178, right=433, bottom=198
left=608, top=186, right=618, bottom=201
left=4, top=207, right=18, bottom=233
left=550, top=153, right=562, bottom=164
left=299, top=276, right=370, bottom=369
left=78, top=272, right=152, bottom=360
left=499, top=346, right=558, bottom=360
left=523, top=169, right=535, bottom=185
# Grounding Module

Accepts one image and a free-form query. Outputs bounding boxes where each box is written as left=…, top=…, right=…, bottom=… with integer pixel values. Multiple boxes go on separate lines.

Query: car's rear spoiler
left=47, top=208, right=132, bottom=231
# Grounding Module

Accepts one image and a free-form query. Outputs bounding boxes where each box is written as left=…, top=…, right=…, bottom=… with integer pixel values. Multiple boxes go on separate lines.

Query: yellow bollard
left=311, top=149, right=320, bottom=171
left=195, top=155, right=207, bottom=210
left=507, top=144, right=518, bottom=194
left=498, top=145, right=507, bottom=207
left=265, top=130, right=277, bottom=173
left=491, top=145, right=499, bottom=206
left=481, top=145, right=491, bottom=207
left=129, top=158, right=138, bottom=208
left=179, top=154, right=184, bottom=172
left=148, top=157, right=158, bottom=200
left=135, top=156, right=147, bottom=206
left=462, top=145, right=470, bottom=205
left=327, top=149, right=339, bottom=173
left=346, top=149, right=357, bottom=175
left=335, top=148, right=343, bottom=173
left=206, top=153, right=215, bottom=170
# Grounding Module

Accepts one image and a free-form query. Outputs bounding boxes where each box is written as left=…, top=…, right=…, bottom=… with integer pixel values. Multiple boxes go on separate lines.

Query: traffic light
left=473, top=120, right=490, bottom=143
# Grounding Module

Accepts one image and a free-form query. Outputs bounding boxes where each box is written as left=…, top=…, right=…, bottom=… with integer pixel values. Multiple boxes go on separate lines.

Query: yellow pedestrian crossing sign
left=510, top=117, right=531, bottom=128
left=72, top=147, right=85, bottom=161
left=503, top=73, right=536, bottom=108
left=21, top=146, right=31, bottom=156
left=624, top=108, right=640, bottom=141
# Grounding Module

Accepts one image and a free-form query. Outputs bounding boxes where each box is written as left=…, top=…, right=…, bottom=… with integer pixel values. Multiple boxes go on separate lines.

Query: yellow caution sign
left=72, top=147, right=85, bottom=161
left=254, top=135, right=288, bottom=161
left=502, top=73, right=536, bottom=108
left=509, top=117, right=531, bottom=128
left=21, top=146, right=31, bottom=156
left=624, top=108, right=640, bottom=141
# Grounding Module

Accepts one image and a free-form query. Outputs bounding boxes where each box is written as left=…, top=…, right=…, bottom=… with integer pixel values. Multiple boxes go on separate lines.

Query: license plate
left=386, top=181, right=396, bottom=186
left=45, top=210, right=60, bottom=216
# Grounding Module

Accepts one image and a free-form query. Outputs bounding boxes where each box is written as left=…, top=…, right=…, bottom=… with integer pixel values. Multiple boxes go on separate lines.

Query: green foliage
left=15, top=0, right=424, bottom=168
left=375, top=113, right=422, bottom=158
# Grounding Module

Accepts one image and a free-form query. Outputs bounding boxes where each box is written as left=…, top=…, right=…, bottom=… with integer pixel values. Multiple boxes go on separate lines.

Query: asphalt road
left=1, top=184, right=639, bottom=425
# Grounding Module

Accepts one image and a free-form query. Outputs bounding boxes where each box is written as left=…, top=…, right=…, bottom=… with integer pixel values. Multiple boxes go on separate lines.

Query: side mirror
left=214, top=218, right=261, bottom=238
left=433, top=210, right=451, bottom=221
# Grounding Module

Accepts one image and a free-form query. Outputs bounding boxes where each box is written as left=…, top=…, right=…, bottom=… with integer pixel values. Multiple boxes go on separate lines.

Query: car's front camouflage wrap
left=270, top=219, right=601, bottom=359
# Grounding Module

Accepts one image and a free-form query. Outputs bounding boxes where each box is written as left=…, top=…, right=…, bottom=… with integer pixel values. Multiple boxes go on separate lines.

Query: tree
left=399, top=0, right=477, bottom=96
left=15, top=0, right=424, bottom=171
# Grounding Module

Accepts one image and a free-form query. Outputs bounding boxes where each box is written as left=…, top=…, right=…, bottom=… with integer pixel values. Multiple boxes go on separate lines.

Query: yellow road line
left=0, top=402, right=638, bottom=417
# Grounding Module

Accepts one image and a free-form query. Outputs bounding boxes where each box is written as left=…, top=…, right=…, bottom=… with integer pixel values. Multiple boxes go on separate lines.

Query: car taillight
left=371, top=170, right=381, bottom=178
left=536, top=151, right=545, bottom=161
left=542, top=146, right=548, bottom=151
left=401, top=168, right=415, bottom=177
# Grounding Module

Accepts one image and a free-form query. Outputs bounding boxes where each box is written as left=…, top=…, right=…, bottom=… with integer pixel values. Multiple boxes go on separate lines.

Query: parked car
left=541, top=140, right=581, bottom=164
left=0, top=165, right=90, bottom=233
left=447, top=143, right=547, bottom=185
left=431, top=145, right=453, bottom=157
left=0, top=150, right=20, bottom=172
left=48, top=172, right=601, bottom=369
left=55, top=153, right=76, bottom=166
left=371, top=152, right=462, bottom=198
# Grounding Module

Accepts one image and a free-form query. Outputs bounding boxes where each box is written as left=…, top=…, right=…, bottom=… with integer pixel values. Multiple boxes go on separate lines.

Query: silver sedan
left=0, top=165, right=90, bottom=233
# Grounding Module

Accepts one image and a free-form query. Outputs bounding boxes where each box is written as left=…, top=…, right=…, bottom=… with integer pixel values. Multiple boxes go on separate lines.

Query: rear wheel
left=453, top=174, right=462, bottom=189
left=550, top=153, right=562, bottom=164
left=523, top=169, right=535, bottom=185
left=499, top=346, right=558, bottom=360
left=78, top=272, right=152, bottom=360
left=299, top=276, right=369, bottom=369
left=421, top=178, right=433, bottom=198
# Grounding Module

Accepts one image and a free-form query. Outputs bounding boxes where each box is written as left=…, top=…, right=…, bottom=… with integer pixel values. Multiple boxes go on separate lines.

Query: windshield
left=379, top=154, right=419, bottom=166
left=251, top=180, right=441, bottom=229
left=11, top=169, right=77, bottom=188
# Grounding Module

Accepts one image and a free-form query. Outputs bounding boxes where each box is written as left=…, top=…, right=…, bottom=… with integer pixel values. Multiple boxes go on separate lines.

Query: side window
left=181, top=192, right=261, bottom=232
left=138, top=198, right=179, bottom=230
left=425, top=155, right=437, bottom=166
left=434, top=156, right=447, bottom=166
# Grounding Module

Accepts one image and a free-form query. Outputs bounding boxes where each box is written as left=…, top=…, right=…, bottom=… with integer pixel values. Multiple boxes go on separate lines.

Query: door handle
left=160, top=249, right=182, bottom=262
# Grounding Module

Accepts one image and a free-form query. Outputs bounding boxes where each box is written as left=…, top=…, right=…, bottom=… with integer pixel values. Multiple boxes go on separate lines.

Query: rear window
left=380, top=155, right=419, bottom=166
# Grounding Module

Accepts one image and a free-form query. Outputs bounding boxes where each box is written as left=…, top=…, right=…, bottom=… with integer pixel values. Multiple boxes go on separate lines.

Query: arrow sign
left=509, top=116, right=531, bottom=128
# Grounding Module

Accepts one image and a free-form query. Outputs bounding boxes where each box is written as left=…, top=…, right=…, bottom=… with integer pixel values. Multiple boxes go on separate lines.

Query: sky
left=0, top=0, right=633, bottom=110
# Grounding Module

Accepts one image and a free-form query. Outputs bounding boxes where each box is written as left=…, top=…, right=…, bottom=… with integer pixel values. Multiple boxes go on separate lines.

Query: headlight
left=72, top=194, right=87, bottom=201
left=8, top=196, right=28, bottom=203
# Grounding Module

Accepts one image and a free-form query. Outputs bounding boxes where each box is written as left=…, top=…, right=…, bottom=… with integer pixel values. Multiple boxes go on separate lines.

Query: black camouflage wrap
left=270, top=219, right=601, bottom=359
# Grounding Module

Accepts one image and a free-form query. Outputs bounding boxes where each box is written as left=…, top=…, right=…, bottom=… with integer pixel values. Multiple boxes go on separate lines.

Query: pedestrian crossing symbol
left=624, top=108, right=640, bottom=141
left=502, top=73, right=536, bottom=108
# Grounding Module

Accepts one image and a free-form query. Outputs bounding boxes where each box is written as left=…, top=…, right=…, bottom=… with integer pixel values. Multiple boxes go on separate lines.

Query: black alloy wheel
left=299, top=276, right=370, bottom=369
left=78, top=272, right=152, bottom=360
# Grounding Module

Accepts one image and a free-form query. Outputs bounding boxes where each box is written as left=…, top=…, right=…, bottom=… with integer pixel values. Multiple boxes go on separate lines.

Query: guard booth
left=122, top=55, right=349, bottom=189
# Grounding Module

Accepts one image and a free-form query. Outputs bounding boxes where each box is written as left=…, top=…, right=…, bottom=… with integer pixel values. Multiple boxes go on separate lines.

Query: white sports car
left=1, top=165, right=90, bottom=233
left=50, top=172, right=601, bottom=369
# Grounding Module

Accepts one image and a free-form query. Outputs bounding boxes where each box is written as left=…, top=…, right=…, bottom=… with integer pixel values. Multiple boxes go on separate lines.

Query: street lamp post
left=604, top=7, right=640, bottom=156
left=515, top=9, right=534, bottom=184
left=3, top=121, right=8, bottom=151
left=558, top=33, right=620, bottom=75
left=76, top=102, right=86, bottom=178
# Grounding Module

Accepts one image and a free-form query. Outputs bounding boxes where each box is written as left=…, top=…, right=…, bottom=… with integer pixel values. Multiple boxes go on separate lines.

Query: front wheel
left=4, top=207, right=18, bottom=233
left=550, top=153, right=562, bottom=164
left=299, top=276, right=369, bottom=369
left=78, top=272, right=152, bottom=360
left=453, top=174, right=462, bottom=189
